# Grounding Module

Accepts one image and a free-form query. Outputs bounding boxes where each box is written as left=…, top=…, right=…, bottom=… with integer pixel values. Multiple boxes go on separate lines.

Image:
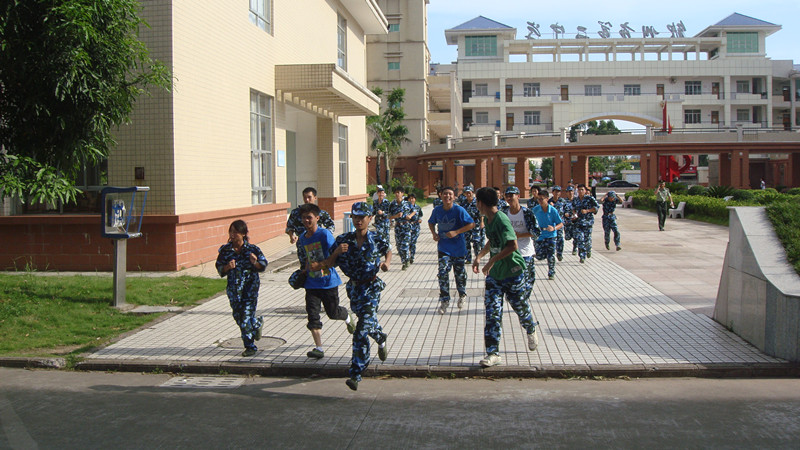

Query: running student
left=531, top=189, right=563, bottom=280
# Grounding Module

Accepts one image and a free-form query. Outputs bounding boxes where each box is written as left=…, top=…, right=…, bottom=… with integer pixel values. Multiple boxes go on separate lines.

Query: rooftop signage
left=526, top=20, right=686, bottom=40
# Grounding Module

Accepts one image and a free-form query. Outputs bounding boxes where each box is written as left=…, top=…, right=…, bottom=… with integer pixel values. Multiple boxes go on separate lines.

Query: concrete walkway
left=79, top=204, right=794, bottom=377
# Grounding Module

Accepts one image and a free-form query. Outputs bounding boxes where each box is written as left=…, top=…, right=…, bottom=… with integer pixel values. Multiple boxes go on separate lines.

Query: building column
left=572, top=155, right=588, bottom=186
left=444, top=158, right=456, bottom=188
left=489, top=156, right=504, bottom=189
left=788, top=153, right=800, bottom=188
left=475, top=157, right=488, bottom=188
left=766, top=75, right=773, bottom=128
left=555, top=152, right=571, bottom=187
left=640, top=151, right=659, bottom=189
left=730, top=150, right=750, bottom=189
left=718, top=152, right=732, bottom=187
left=723, top=75, right=732, bottom=128
left=316, top=117, right=336, bottom=198
left=455, top=164, right=465, bottom=190
left=516, top=157, right=530, bottom=194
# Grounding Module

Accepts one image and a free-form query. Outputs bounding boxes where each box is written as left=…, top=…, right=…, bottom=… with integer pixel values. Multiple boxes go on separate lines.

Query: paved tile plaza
left=85, top=204, right=787, bottom=375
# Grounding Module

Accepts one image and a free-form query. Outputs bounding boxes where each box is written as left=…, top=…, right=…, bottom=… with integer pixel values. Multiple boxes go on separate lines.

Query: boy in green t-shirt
left=472, top=187, right=539, bottom=368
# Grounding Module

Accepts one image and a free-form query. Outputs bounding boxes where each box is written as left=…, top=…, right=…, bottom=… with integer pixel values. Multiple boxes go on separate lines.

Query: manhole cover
left=160, top=376, right=245, bottom=389
left=216, top=336, right=285, bottom=350
left=273, top=306, right=306, bottom=315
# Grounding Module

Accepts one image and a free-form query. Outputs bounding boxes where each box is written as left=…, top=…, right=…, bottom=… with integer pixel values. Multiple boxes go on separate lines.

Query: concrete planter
left=714, top=207, right=800, bottom=362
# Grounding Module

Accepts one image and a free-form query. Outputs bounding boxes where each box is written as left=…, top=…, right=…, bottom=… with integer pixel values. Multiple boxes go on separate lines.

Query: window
left=624, top=84, right=641, bottom=96
left=523, top=111, right=541, bottom=125
left=684, top=109, right=701, bottom=124
left=711, top=111, right=719, bottom=124
left=727, top=32, right=759, bottom=54
left=475, top=112, right=489, bottom=124
left=465, top=35, right=497, bottom=57
left=685, top=81, right=701, bottom=95
left=388, top=23, right=400, bottom=32
left=338, top=125, right=348, bottom=196
left=337, top=13, right=347, bottom=70
left=387, top=62, right=400, bottom=70
left=474, top=83, right=488, bottom=96
left=736, top=80, right=750, bottom=93
left=250, top=91, right=273, bottom=204
left=249, top=0, right=270, bottom=32
left=584, top=85, right=601, bottom=96
left=523, top=83, right=540, bottom=97
left=737, top=109, right=750, bottom=121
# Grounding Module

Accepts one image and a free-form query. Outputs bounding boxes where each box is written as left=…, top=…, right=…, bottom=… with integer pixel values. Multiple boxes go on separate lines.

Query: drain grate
left=160, top=376, right=245, bottom=389
left=216, top=336, right=285, bottom=350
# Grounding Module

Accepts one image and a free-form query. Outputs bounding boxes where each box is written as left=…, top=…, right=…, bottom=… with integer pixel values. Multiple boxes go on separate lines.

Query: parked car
left=607, top=180, right=639, bottom=188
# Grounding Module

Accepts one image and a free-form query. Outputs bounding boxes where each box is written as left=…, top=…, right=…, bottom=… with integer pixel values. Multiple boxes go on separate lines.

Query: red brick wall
left=0, top=203, right=290, bottom=272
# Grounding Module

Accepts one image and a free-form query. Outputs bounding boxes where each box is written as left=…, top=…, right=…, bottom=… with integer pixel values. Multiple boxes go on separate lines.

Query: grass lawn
left=0, top=274, right=225, bottom=357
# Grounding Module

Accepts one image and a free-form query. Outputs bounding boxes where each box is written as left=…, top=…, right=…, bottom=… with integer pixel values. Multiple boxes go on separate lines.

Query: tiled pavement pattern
left=86, top=203, right=786, bottom=374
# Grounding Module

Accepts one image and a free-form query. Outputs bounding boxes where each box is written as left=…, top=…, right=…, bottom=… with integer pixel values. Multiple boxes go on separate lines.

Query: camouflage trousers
left=374, top=220, right=390, bottom=242
left=229, top=299, right=263, bottom=351
left=602, top=216, right=621, bottom=247
left=437, top=252, right=468, bottom=302
left=574, top=225, right=593, bottom=259
left=346, top=277, right=388, bottom=382
left=521, top=255, right=536, bottom=300
left=394, top=224, right=411, bottom=264
left=409, top=225, right=421, bottom=261
left=483, top=273, right=537, bottom=356
left=555, top=228, right=565, bottom=257
left=464, top=228, right=485, bottom=263
left=534, top=237, right=557, bottom=277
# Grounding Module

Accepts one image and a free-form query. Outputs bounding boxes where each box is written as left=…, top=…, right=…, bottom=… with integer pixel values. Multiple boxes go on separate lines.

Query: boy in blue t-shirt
left=428, top=186, right=475, bottom=313
left=531, top=189, right=564, bottom=280
left=296, top=203, right=355, bottom=359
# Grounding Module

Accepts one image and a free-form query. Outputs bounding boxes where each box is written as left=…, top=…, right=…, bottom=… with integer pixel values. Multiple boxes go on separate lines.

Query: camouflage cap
left=463, top=186, right=474, bottom=193
left=504, top=186, right=520, bottom=195
left=565, top=186, right=575, bottom=192
left=607, top=191, right=617, bottom=198
left=552, top=185, right=562, bottom=191
left=351, top=202, right=373, bottom=216
left=375, top=185, right=385, bottom=192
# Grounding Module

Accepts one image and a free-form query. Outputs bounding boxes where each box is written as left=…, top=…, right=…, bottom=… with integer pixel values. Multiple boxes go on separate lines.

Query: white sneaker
left=527, top=329, right=539, bottom=351
left=457, top=295, right=466, bottom=309
left=479, top=354, right=502, bottom=367
left=437, top=301, right=449, bottom=315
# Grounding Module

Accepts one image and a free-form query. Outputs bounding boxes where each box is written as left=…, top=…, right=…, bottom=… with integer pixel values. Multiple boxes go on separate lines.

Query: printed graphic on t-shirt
left=303, top=241, right=329, bottom=278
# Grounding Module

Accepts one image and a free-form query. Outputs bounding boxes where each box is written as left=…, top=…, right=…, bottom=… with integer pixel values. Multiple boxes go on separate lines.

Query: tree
left=0, top=0, right=171, bottom=206
left=367, top=87, right=410, bottom=185
left=569, top=119, right=621, bottom=142
left=540, top=157, right=553, bottom=181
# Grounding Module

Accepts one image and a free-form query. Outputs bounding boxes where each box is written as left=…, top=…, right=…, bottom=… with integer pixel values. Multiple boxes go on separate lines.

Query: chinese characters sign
left=526, top=20, right=686, bottom=40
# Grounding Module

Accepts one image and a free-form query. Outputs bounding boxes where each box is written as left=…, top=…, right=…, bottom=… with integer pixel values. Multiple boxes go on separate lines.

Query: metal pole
left=112, top=239, right=127, bottom=308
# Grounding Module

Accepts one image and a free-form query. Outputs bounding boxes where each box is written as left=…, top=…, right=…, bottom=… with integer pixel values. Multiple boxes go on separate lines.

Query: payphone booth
left=100, top=186, right=149, bottom=308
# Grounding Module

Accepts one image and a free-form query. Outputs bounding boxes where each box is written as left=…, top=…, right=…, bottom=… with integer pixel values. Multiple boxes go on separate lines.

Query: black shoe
left=241, top=348, right=257, bottom=357
left=556, top=254, right=563, bottom=261
left=307, top=348, right=324, bottom=359
left=605, top=243, right=610, bottom=250
left=346, top=378, right=359, bottom=391
left=587, top=252, right=591, bottom=259
left=255, top=322, right=263, bottom=341
left=579, top=258, right=585, bottom=264
left=616, top=246, right=622, bottom=251
left=378, top=342, right=388, bottom=361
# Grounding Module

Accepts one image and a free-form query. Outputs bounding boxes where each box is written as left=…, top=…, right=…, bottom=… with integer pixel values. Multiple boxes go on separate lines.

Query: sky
left=427, top=0, right=800, bottom=64
left=426, top=1, right=799, bottom=130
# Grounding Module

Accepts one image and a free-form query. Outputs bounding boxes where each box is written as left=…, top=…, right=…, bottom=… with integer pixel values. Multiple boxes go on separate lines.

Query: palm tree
left=367, top=88, right=410, bottom=185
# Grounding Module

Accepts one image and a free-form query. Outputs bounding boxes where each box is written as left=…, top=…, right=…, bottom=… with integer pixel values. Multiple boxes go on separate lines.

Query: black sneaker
left=579, top=258, right=585, bottom=264
left=616, top=246, right=622, bottom=251
left=587, top=252, right=592, bottom=259
left=378, top=342, right=388, bottom=361
left=556, top=254, right=563, bottom=262
left=605, top=243, right=610, bottom=250
left=346, top=378, right=359, bottom=391
left=241, top=348, right=257, bottom=357
left=255, top=322, right=263, bottom=341
left=307, top=348, right=324, bottom=359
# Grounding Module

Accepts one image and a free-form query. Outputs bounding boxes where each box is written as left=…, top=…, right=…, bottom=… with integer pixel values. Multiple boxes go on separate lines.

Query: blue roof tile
left=450, top=16, right=513, bottom=31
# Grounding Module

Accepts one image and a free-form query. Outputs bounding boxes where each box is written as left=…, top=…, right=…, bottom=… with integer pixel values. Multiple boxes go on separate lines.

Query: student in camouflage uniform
left=433, top=189, right=443, bottom=208
left=602, top=191, right=623, bottom=251
left=428, top=186, right=475, bottom=313
left=461, top=186, right=484, bottom=263
left=388, top=187, right=415, bottom=270
left=216, top=220, right=268, bottom=357
left=502, top=186, right=539, bottom=297
left=406, top=193, right=423, bottom=264
left=562, top=186, right=578, bottom=255
left=285, top=187, right=335, bottom=245
left=312, top=202, right=392, bottom=391
left=526, top=185, right=540, bottom=209
left=456, top=184, right=469, bottom=208
left=472, top=187, right=538, bottom=368
left=531, top=189, right=564, bottom=280
left=573, top=184, right=599, bottom=263
left=494, top=187, right=509, bottom=211
left=372, top=186, right=391, bottom=242
left=548, top=186, right=567, bottom=261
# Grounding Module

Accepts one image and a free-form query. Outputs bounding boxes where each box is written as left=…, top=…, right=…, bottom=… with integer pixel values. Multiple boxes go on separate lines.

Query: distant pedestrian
left=216, top=220, right=268, bottom=357
left=602, top=191, right=622, bottom=251
left=286, top=187, right=335, bottom=245
left=388, top=187, right=414, bottom=270
left=655, top=181, right=674, bottom=231
left=548, top=185, right=566, bottom=261
left=295, top=204, right=355, bottom=360
left=312, top=202, right=392, bottom=391
left=494, top=187, right=509, bottom=211
left=433, top=188, right=443, bottom=208
left=428, top=186, right=475, bottom=313
left=373, top=186, right=391, bottom=241
left=472, top=187, right=539, bottom=368
left=526, top=185, right=540, bottom=209
left=562, top=186, right=578, bottom=255
left=591, top=177, right=598, bottom=198
left=406, top=193, right=423, bottom=264
left=574, top=184, right=599, bottom=263
left=461, top=186, right=484, bottom=263
left=531, top=189, right=563, bottom=279
left=760, top=178, right=766, bottom=190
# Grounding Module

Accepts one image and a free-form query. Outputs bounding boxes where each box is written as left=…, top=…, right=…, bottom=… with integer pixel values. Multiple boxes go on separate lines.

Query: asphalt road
left=2, top=368, right=799, bottom=449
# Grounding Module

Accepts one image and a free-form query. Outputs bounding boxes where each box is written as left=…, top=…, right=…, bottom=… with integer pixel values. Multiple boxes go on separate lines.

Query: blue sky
left=427, top=1, right=800, bottom=65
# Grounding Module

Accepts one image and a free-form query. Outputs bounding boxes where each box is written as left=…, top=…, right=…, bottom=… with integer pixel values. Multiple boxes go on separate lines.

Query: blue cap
left=504, top=186, right=520, bottom=195
left=376, top=185, right=385, bottom=192
left=566, top=186, right=575, bottom=192
left=552, top=185, right=562, bottom=191
left=607, top=191, right=617, bottom=198
left=463, top=186, right=473, bottom=193
left=351, top=202, right=373, bottom=216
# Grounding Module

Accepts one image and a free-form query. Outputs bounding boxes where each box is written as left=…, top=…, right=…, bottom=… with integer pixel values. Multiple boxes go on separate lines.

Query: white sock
left=345, top=315, right=351, bottom=324
left=378, top=342, right=386, bottom=349
left=315, top=346, right=323, bottom=352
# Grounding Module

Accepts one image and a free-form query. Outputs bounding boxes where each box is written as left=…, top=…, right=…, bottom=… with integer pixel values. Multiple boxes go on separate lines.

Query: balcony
left=275, top=64, right=380, bottom=117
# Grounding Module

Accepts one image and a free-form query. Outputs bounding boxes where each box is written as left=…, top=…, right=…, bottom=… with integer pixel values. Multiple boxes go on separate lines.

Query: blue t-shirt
left=297, top=228, right=342, bottom=289
left=531, top=204, right=564, bottom=240
left=428, top=204, right=474, bottom=257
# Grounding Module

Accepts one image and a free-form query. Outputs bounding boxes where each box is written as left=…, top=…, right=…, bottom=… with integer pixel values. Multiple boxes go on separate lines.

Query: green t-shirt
left=484, top=211, right=526, bottom=280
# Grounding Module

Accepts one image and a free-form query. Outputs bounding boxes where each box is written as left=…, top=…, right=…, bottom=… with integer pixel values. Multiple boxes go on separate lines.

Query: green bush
left=687, top=185, right=707, bottom=196
left=786, top=187, right=800, bottom=196
left=665, top=182, right=686, bottom=194
left=732, top=189, right=755, bottom=201
left=705, top=185, right=735, bottom=198
left=765, top=202, right=800, bottom=275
